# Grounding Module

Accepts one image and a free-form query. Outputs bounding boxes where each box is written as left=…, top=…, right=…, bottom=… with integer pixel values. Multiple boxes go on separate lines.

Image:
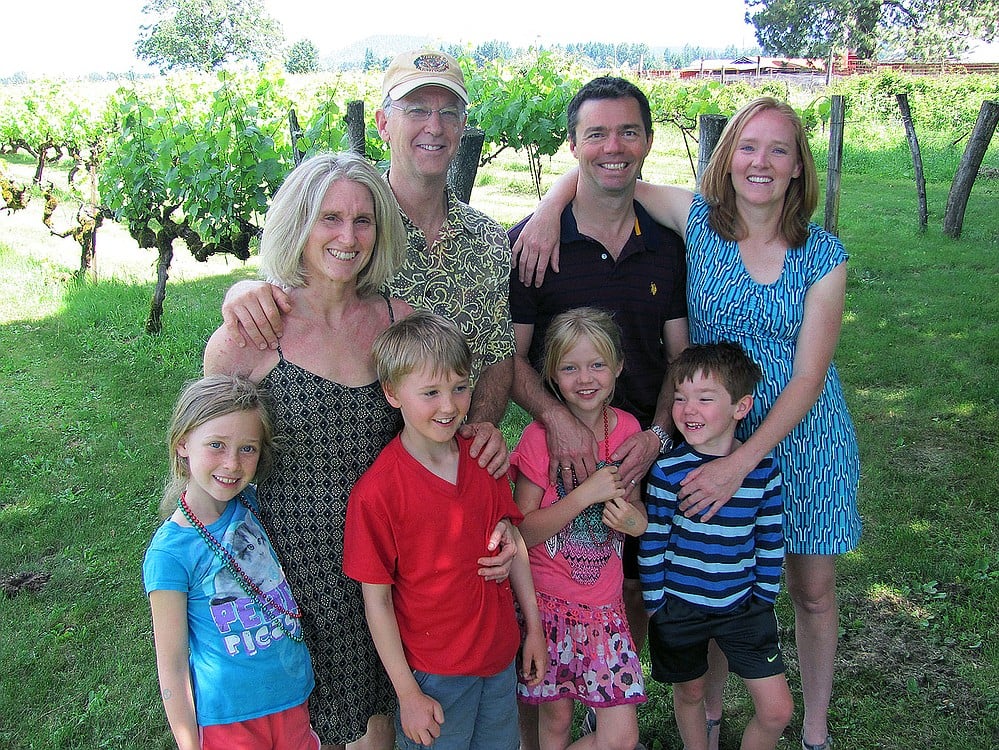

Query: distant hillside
left=320, top=34, right=764, bottom=73
left=324, top=35, right=439, bottom=68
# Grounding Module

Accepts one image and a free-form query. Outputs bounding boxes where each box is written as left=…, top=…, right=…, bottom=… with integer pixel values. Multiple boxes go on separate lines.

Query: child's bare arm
left=149, top=590, right=199, bottom=750
left=362, top=583, right=444, bottom=746
left=514, top=465, right=626, bottom=548
left=505, top=526, right=546, bottom=686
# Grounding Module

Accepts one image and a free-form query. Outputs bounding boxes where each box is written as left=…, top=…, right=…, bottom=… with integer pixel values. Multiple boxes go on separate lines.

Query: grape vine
left=1, top=65, right=997, bottom=332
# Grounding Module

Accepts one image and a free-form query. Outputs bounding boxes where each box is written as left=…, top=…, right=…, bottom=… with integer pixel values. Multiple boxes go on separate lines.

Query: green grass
left=1, top=149, right=997, bottom=749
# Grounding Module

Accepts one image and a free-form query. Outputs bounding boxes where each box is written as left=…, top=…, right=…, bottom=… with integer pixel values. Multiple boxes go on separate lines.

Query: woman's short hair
left=372, top=309, right=472, bottom=387
left=161, top=374, right=276, bottom=519
left=700, top=96, right=818, bottom=248
left=259, top=152, right=406, bottom=296
left=541, top=307, right=624, bottom=400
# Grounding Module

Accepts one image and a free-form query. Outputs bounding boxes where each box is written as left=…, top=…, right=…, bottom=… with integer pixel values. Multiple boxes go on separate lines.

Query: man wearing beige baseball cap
left=381, top=49, right=470, bottom=104
left=223, top=48, right=512, bottom=458
left=372, top=49, right=513, bottom=448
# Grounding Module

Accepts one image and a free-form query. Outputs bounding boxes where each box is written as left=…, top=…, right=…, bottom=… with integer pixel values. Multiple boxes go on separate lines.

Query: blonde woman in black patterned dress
left=208, top=150, right=518, bottom=750
left=205, top=152, right=412, bottom=749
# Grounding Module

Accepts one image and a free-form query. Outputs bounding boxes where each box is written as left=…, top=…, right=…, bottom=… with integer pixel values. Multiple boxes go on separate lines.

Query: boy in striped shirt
left=638, top=342, right=792, bottom=750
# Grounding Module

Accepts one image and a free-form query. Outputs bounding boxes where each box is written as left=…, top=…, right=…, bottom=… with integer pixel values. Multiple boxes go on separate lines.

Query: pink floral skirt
left=518, top=591, right=646, bottom=707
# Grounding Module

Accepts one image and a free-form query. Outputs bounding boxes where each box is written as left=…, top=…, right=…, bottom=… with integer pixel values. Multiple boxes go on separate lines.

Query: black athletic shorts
left=648, top=595, right=786, bottom=684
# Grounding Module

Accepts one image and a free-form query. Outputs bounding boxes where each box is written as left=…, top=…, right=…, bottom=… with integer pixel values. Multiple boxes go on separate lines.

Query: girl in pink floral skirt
left=510, top=307, right=648, bottom=750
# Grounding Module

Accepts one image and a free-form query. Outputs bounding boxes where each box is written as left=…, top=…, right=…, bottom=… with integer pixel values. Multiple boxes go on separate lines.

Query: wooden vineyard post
left=289, top=109, right=304, bottom=166
left=346, top=100, right=366, bottom=156
left=896, top=93, right=929, bottom=230
left=944, top=100, right=999, bottom=238
left=447, top=127, right=485, bottom=204
left=824, top=95, right=845, bottom=235
left=696, top=114, right=727, bottom=190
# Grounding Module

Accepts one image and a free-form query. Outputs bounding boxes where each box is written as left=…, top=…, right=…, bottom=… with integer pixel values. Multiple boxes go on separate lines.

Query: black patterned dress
left=257, top=346, right=403, bottom=744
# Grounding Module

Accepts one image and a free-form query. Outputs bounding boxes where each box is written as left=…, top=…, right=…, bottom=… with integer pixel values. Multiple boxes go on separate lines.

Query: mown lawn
left=0, top=138, right=996, bottom=748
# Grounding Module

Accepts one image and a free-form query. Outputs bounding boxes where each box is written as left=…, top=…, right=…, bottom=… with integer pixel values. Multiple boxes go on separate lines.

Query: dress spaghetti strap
left=383, top=292, right=395, bottom=324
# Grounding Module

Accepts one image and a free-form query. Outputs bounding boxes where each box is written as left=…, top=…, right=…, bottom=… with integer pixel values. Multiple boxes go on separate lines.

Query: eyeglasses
left=390, top=104, right=464, bottom=128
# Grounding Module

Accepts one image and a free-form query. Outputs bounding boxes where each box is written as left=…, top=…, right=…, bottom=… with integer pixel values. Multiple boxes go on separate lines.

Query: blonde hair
left=160, top=375, right=276, bottom=519
left=372, top=310, right=472, bottom=387
left=541, top=307, right=624, bottom=400
left=259, top=152, right=406, bottom=296
left=700, top=96, right=818, bottom=248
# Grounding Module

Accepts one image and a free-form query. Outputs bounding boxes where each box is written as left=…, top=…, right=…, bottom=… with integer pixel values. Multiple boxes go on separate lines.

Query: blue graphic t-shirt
left=143, top=486, right=314, bottom=726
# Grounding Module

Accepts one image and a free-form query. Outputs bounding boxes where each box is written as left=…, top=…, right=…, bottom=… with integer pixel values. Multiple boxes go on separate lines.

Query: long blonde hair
left=259, top=152, right=406, bottom=296
left=541, top=307, right=624, bottom=404
left=160, top=375, right=276, bottom=519
left=700, top=96, right=818, bottom=248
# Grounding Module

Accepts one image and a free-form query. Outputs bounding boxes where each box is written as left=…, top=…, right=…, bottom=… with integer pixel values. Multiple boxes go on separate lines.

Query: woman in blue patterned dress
left=515, top=97, right=859, bottom=750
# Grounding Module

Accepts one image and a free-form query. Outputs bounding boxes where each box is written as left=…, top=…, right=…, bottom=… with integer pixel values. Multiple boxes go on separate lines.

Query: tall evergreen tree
left=286, top=39, right=320, bottom=74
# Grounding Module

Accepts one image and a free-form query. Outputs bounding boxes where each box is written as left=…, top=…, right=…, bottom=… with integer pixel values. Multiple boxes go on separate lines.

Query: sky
left=2, top=0, right=757, bottom=78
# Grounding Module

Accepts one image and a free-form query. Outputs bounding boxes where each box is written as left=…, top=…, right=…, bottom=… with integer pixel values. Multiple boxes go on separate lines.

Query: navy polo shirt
left=509, top=202, right=687, bottom=428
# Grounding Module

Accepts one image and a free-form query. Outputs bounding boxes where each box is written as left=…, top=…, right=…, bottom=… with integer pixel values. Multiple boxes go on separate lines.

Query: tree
left=746, top=0, right=999, bottom=60
left=471, top=40, right=514, bottom=65
left=135, top=0, right=285, bottom=72
left=466, top=51, right=583, bottom=199
left=286, top=39, right=320, bottom=74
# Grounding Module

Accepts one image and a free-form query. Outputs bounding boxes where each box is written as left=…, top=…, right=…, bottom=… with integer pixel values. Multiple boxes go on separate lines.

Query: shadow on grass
left=0, top=266, right=260, bottom=749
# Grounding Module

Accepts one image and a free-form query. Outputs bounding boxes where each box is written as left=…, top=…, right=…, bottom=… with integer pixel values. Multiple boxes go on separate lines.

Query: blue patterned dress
left=685, top=194, right=861, bottom=554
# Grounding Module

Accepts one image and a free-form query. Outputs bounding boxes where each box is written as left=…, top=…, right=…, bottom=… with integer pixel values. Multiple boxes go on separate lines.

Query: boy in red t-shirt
left=344, top=310, right=545, bottom=750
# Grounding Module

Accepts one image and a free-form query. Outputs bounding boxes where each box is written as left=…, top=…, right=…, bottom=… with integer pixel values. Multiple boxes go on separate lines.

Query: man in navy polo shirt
left=507, top=76, right=688, bottom=696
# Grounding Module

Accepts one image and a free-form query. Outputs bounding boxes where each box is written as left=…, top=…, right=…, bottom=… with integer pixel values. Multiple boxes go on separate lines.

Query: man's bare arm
left=468, top=356, right=512, bottom=426
left=511, top=323, right=598, bottom=486
left=221, top=280, right=292, bottom=350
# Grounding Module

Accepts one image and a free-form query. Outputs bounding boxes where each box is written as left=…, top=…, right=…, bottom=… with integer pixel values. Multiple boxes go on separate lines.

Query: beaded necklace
left=178, top=491, right=304, bottom=642
left=565, top=404, right=611, bottom=488
left=600, top=403, right=610, bottom=461
left=555, top=404, right=618, bottom=546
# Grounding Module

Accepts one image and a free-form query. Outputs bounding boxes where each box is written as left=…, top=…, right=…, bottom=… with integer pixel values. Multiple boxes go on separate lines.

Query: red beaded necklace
left=178, top=491, right=304, bottom=642
left=600, top=404, right=610, bottom=462
left=565, top=405, right=611, bottom=488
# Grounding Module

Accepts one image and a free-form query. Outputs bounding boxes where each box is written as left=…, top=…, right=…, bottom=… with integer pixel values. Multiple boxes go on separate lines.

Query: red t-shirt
left=343, top=434, right=523, bottom=677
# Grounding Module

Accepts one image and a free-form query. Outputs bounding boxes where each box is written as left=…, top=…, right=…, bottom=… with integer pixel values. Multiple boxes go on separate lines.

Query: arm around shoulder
left=203, top=325, right=273, bottom=381
left=634, top=181, right=695, bottom=239
left=221, top=279, right=293, bottom=350
left=512, top=169, right=578, bottom=287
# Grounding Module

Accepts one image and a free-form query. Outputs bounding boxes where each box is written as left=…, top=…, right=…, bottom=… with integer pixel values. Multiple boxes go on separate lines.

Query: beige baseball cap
left=382, top=49, right=469, bottom=104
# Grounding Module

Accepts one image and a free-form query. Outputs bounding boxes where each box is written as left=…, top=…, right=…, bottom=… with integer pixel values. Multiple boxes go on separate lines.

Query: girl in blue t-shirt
left=143, top=375, right=317, bottom=750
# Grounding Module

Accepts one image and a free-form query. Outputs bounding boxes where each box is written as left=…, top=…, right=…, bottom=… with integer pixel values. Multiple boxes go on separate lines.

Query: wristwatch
left=649, top=424, right=674, bottom=455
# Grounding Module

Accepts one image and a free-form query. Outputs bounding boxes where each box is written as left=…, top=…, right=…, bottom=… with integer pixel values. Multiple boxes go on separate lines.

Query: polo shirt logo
left=650, top=282, right=658, bottom=296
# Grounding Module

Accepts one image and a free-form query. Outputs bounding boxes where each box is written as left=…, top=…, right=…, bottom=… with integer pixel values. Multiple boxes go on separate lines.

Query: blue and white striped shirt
left=639, top=443, right=785, bottom=614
